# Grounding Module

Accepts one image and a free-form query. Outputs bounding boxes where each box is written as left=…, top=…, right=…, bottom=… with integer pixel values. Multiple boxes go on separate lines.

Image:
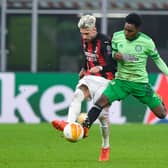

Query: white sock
left=165, top=115, right=168, bottom=119
left=99, top=116, right=110, bottom=148
left=67, top=89, right=85, bottom=122
left=100, top=126, right=110, bottom=148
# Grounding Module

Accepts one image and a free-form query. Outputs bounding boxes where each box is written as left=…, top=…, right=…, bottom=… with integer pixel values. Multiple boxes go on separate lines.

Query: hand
left=114, top=53, right=123, bottom=61
left=89, top=66, right=102, bottom=74
left=79, top=68, right=86, bottom=79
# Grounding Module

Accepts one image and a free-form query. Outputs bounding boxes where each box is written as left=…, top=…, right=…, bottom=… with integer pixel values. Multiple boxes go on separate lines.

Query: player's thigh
left=137, top=91, right=162, bottom=109
left=77, top=75, right=109, bottom=98
left=103, top=79, right=128, bottom=103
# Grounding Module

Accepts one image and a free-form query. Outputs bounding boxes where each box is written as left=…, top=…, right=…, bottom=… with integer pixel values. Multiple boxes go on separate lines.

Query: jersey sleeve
left=111, top=32, right=118, bottom=58
left=146, top=39, right=160, bottom=60
left=80, top=38, right=87, bottom=70
left=101, top=38, right=117, bottom=74
left=146, top=39, right=168, bottom=75
left=153, top=57, right=168, bottom=75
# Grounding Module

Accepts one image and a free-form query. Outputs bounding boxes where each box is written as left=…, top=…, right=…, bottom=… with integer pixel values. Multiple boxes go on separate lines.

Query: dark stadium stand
left=1, top=0, right=168, bottom=10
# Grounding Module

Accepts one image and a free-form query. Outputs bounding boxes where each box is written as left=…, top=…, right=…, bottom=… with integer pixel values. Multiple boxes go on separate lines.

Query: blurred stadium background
left=0, top=0, right=168, bottom=124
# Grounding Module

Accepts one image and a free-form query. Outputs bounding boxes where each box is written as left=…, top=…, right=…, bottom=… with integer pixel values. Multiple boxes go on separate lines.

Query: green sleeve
left=146, top=39, right=160, bottom=59
left=153, top=57, right=168, bottom=76
left=111, top=33, right=118, bottom=58
left=146, top=39, right=168, bottom=75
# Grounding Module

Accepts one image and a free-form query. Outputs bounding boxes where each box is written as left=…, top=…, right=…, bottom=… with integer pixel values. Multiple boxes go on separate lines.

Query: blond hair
left=78, top=15, right=96, bottom=29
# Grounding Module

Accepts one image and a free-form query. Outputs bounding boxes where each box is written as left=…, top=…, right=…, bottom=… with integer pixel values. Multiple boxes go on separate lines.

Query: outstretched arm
left=153, top=57, right=168, bottom=76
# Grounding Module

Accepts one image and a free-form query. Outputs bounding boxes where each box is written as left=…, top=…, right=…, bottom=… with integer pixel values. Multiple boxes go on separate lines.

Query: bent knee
left=73, top=89, right=85, bottom=101
left=158, top=112, right=166, bottom=119
left=96, top=95, right=110, bottom=108
left=152, top=105, right=167, bottom=119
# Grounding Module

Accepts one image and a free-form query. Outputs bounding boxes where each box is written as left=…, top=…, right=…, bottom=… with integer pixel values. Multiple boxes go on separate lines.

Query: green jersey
left=112, top=30, right=168, bottom=83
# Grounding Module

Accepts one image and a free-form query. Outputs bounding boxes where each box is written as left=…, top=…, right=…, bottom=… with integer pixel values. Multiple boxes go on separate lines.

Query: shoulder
left=112, top=30, right=125, bottom=40
left=97, top=33, right=111, bottom=45
left=98, top=33, right=110, bottom=41
left=139, top=32, right=153, bottom=42
left=139, top=32, right=155, bottom=46
left=113, top=30, right=124, bottom=37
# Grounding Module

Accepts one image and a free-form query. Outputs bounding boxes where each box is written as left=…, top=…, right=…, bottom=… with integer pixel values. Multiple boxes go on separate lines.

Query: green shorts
left=103, top=79, right=162, bottom=109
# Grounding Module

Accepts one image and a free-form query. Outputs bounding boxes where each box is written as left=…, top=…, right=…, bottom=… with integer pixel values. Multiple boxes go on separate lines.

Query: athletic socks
left=67, top=89, right=85, bottom=122
left=83, top=104, right=102, bottom=128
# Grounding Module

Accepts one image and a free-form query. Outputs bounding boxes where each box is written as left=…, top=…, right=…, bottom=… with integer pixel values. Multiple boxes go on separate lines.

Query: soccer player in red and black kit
left=52, top=15, right=117, bottom=161
left=78, top=17, right=116, bottom=80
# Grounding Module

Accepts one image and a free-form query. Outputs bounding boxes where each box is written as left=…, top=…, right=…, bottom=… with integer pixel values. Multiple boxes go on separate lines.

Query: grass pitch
left=0, top=123, right=167, bottom=168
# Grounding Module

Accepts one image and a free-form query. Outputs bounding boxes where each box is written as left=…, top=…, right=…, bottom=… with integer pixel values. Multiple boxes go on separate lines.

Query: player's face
left=80, top=28, right=97, bottom=42
left=124, top=23, right=139, bottom=40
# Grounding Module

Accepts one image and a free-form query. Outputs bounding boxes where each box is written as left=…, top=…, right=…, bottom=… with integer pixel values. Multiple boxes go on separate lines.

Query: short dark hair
left=125, top=13, right=142, bottom=28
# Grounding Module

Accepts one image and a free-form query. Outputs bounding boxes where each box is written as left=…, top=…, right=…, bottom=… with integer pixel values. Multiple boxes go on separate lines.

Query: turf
left=0, top=123, right=167, bottom=168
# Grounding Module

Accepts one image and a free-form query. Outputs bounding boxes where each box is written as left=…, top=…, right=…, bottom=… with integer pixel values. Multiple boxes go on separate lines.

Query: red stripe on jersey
left=97, top=40, right=105, bottom=65
left=86, top=42, right=94, bottom=74
left=97, top=40, right=114, bottom=80
left=95, top=40, right=104, bottom=76
left=106, top=72, right=114, bottom=80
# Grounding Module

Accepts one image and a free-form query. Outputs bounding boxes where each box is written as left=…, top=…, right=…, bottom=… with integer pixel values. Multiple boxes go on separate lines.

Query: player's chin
left=126, top=36, right=134, bottom=40
left=125, top=36, right=130, bottom=40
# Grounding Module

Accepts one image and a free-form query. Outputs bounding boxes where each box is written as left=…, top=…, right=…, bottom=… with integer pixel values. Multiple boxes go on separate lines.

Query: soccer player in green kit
left=82, top=13, right=168, bottom=134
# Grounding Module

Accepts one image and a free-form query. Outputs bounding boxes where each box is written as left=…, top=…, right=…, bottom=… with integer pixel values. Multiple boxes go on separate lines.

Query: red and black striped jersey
left=81, top=33, right=117, bottom=80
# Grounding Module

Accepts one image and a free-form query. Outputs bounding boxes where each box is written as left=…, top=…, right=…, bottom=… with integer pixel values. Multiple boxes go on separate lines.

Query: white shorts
left=77, top=75, right=110, bottom=102
left=77, top=75, right=110, bottom=120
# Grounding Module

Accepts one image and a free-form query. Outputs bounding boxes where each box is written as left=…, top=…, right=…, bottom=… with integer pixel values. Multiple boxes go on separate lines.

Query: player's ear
left=92, top=27, right=97, bottom=32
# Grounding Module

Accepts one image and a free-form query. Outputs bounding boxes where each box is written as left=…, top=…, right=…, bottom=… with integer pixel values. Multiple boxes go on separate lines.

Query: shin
left=67, top=88, right=85, bottom=122
left=99, top=109, right=110, bottom=148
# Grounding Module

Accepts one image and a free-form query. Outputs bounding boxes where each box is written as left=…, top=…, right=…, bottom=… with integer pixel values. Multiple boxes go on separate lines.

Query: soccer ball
left=63, top=122, right=84, bottom=142
left=77, top=112, right=87, bottom=124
